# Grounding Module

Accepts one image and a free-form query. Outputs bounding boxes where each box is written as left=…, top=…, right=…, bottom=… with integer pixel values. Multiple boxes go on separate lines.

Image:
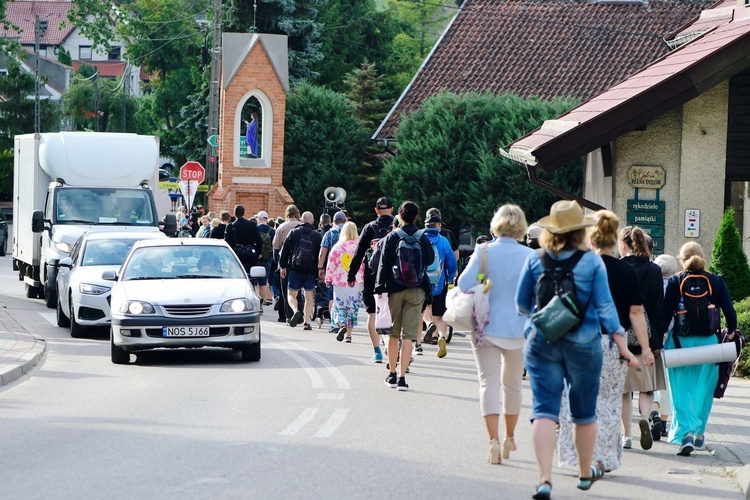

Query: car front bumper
left=111, top=311, right=261, bottom=351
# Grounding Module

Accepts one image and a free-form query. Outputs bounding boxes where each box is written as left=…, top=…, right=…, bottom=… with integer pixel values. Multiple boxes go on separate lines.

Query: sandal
left=577, top=462, right=604, bottom=491
left=532, top=481, right=551, bottom=500
left=431, top=336, right=438, bottom=345
left=303, top=323, right=312, bottom=331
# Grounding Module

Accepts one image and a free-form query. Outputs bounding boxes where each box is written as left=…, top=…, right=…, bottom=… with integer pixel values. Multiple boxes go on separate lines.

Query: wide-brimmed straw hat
left=537, top=200, right=595, bottom=234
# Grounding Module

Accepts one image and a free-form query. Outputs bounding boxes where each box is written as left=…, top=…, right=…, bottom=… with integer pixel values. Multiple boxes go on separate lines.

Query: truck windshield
left=55, top=188, right=156, bottom=226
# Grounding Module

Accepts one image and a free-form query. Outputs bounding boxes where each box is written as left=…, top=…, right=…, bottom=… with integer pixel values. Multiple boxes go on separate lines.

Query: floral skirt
left=558, top=335, right=627, bottom=471
left=332, top=284, right=363, bottom=328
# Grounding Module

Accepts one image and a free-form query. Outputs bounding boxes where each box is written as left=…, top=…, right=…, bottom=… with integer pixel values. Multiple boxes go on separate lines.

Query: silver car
left=106, top=238, right=264, bottom=364
left=56, top=231, right=168, bottom=337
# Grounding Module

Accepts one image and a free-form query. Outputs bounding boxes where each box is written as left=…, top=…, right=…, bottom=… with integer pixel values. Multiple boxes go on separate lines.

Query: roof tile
left=1, top=1, right=75, bottom=46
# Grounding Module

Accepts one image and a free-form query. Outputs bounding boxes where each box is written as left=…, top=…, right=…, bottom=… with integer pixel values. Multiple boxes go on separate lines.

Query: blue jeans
left=524, top=331, right=603, bottom=425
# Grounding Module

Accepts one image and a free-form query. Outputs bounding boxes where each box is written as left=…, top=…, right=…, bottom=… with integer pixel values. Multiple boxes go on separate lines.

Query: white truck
left=12, top=132, right=168, bottom=307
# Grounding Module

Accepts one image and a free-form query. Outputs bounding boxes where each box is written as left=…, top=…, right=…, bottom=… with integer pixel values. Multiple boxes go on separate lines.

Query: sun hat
left=537, top=200, right=595, bottom=234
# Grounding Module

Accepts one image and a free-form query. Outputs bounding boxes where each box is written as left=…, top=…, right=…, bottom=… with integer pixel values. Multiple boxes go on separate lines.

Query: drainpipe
left=526, top=164, right=605, bottom=212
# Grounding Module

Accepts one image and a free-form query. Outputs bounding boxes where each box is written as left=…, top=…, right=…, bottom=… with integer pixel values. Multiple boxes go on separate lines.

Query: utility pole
left=206, top=0, right=222, bottom=185
left=122, top=65, right=129, bottom=132
left=93, top=73, right=100, bottom=132
left=33, top=15, right=48, bottom=135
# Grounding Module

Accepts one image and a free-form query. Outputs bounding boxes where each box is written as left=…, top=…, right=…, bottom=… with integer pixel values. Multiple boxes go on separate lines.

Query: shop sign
left=628, top=166, right=666, bottom=190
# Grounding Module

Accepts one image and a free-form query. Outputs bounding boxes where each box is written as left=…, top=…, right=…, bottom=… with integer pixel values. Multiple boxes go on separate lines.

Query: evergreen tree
left=283, top=81, right=367, bottom=219
left=710, top=207, right=750, bottom=301
left=381, top=91, right=581, bottom=235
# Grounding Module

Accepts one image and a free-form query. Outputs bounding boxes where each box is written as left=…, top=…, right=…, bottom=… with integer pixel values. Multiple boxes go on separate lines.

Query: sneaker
left=661, top=421, right=670, bottom=438
left=329, top=325, right=338, bottom=333
left=415, top=344, right=424, bottom=355
left=264, top=299, right=273, bottom=306
left=677, top=435, right=695, bottom=456
left=277, top=317, right=287, bottom=323
left=649, top=411, right=663, bottom=442
left=345, top=336, right=352, bottom=343
left=437, top=337, right=447, bottom=358
left=384, top=372, right=398, bottom=388
left=397, top=377, right=409, bottom=391
left=638, top=418, right=653, bottom=450
left=694, top=435, right=706, bottom=451
left=423, top=322, right=436, bottom=343
left=336, top=326, right=346, bottom=342
left=622, top=437, right=632, bottom=449
left=289, top=310, right=303, bottom=328
left=372, top=352, right=383, bottom=363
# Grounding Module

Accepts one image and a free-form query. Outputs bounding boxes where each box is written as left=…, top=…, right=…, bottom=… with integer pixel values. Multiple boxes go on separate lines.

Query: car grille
left=145, top=327, right=230, bottom=338
left=163, top=304, right=212, bottom=316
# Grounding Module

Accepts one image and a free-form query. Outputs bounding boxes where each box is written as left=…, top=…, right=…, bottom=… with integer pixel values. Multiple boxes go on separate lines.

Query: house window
left=108, top=46, right=121, bottom=61
left=79, top=46, right=92, bottom=60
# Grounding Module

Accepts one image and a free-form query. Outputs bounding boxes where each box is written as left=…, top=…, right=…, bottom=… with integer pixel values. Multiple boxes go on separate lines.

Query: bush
left=731, top=298, right=750, bottom=377
left=710, top=208, right=750, bottom=301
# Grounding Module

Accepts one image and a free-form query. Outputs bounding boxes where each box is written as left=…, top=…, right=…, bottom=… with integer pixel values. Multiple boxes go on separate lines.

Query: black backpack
left=367, top=221, right=392, bottom=262
left=677, top=271, right=719, bottom=337
left=535, top=249, right=587, bottom=325
left=291, top=227, right=316, bottom=272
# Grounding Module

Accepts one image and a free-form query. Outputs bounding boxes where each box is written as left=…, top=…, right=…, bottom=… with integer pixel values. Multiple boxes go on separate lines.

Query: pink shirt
left=325, top=239, right=364, bottom=287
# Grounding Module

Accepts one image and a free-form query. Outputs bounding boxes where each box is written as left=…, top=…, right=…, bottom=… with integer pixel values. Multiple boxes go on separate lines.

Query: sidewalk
left=0, top=304, right=45, bottom=386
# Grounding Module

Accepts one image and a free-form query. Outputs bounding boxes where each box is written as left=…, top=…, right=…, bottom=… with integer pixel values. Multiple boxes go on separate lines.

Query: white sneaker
left=622, top=437, right=632, bottom=449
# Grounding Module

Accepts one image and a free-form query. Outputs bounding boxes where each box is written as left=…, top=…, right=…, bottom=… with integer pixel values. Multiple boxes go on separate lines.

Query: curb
left=736, top=464, right=750, bottom=498
left=0, top=334, right=46, bottom=387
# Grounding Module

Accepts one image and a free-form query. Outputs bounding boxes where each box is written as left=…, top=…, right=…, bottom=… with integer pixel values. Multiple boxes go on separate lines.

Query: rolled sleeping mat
left=662, top=342, right=738, bottom=368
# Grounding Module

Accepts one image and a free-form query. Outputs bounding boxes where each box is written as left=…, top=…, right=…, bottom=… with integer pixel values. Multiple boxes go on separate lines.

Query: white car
left=106, top=238, right=265, bottom=364
left=56, top=231, right=168, bottom=337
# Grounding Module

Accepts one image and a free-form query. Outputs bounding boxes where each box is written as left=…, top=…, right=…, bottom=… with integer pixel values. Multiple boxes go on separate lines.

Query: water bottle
left=675, top=298, right=688, bottom=336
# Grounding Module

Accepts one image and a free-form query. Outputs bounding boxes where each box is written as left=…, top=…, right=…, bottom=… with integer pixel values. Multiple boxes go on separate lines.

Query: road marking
left=39, top=312, right=56, bottom=326
left=270, top=336, right=350, bottom=390
left=279, top=407, right=318, bottom=436
left=317, top=393, right=345, bottom=400
left=269, top=339, right=325, bottom=389
left=313, top=408, right=349, bottom=438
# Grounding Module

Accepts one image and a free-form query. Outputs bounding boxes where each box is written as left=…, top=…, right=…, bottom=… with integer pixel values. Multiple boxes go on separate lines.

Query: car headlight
left=119, top=301, right=155, bottom=314
left=54, top=240, right=73, bottom=254
left=220, top=298, right=251, bottom=313
left=79, top=283, right=110, bottom=295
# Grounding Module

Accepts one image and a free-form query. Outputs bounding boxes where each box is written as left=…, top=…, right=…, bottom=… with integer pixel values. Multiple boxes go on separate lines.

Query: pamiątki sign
left=626, top=165, right=666, bottom=255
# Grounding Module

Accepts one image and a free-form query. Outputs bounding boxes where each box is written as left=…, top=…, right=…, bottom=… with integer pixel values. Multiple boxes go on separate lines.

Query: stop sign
left=179, top=161, right=205, bottom=184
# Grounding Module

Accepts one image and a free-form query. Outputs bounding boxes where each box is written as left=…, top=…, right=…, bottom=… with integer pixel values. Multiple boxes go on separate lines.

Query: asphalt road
left=0, top=256, right=744, bottom=499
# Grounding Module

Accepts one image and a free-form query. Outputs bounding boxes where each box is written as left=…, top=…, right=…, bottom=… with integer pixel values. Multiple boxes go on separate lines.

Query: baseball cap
left=425, top=212, right=442, bottom=224
left=375, top=197, right=393, bottom=209
left=333, top=211, right=347, bottom=223
left=426, top=207, right=441, bottom=218
left=256, top=210, right=269, bottom=220
left=526, top=222, right=544, bottom=240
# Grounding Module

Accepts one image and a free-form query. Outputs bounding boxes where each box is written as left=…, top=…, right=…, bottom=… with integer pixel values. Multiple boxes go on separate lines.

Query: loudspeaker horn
left=335, top=187, right=347, bottom=205
left=324, top=187, right=339, bottom=203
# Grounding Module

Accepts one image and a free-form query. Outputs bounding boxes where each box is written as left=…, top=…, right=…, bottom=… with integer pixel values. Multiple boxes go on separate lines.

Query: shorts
left=388, top=288, right=426, bottom=341
left=288, top=269, right=316, bottom=291
left=430, top=286, right=448, bottom=317
left=250, top=261, right=271, bottom=287
left=363, top=270, right=376, bottom=314
left=523, top=331, right=603, bottom=425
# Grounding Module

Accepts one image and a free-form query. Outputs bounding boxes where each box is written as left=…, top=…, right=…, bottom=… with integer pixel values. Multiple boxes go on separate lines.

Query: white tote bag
left=444, top=244, right=489, bottom=333
left=375, top=294, right=392, bottom=336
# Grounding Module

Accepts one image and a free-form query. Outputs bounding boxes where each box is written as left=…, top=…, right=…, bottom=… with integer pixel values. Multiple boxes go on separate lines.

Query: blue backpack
left=425, top=239, right=443, bottom=291
left=392, top=229, right=425, bottom=288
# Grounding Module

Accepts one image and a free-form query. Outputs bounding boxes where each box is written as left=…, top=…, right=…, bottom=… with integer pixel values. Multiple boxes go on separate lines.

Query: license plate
left=163, top=326, right=210, bottom=337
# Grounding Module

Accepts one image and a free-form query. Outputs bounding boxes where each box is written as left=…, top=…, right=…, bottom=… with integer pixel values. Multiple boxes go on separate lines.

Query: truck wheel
left=56, top=297, right=70, bottom=328
left=44, top=280, right=57, bottom=309
left=69, top=300, right=84, bottom=338
left=25, top=284, right=41, bottom=299
left=111, top=332, right=129, bottom=365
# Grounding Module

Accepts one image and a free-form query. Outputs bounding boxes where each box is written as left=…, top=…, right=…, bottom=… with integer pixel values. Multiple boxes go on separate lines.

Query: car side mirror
left=102, top=270, right=118, bottom=281
left=249, top=266, right=266, bottom=279
left=58, top=257, right=73, bottom=268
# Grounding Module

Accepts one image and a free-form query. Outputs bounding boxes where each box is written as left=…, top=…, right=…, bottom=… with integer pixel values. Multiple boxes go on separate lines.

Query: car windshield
left=121, top=246, right=246, bottom=280
left=82, top=238, right=139, bottom=266
left=55, top=188, right=156, bottom=226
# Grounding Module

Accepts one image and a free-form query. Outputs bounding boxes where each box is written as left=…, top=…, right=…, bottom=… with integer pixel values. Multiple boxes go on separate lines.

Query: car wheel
left=446, top=325, right=453, bottom=344
left=56, top=296, right=70, bottom=328
left=111, top=332, right=129, bottom=365
left=25, top=283, right=41, bottom=299
left=241, top=339, right=261, bottom=362
left=69, top=299, right=84, bottom=338
left=0, top=232, right=6, bottom=256
left=44, top=279, right=57, bottom=309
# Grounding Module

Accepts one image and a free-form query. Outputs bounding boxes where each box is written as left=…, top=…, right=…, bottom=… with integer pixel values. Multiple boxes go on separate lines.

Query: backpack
left=291, top=227, right=316, bottom=272
left=367, top=221, right=392, bottom=262
left=676, top=271, right=719, bottom=337
left=259, top=230, right=273, bottom=261
left=392, top=228, right=425, bottom=288
left=425, top=239, right=443, bottom=289
left=534, top=249, right=587, bottom=325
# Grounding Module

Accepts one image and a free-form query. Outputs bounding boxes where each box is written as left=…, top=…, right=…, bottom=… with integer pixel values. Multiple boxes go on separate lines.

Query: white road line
left=317, top=393, right=345, bottom=400
left=313, top=408, right=349, bottom=438
left=279, top=407, right=318, bottom=436
left=39, top=312, right=56, bottom=326
left=270, top=336, right=350, bottom=390
left=268, top=340, right=325, bottom=389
